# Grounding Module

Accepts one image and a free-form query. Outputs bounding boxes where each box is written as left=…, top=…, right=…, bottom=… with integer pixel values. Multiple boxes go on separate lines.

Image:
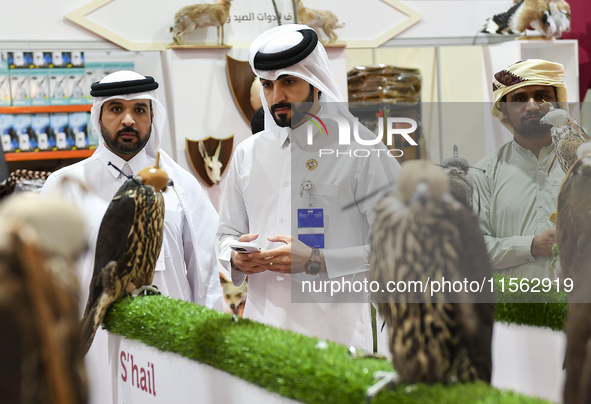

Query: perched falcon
left=80, top=154, right=169, bottom=355
left=441, top=145, right=476, bottom=211
left=540, top=106, right=591, bottom=175
left=0, top=193, right=88, bottom=404
left=482, top=0, right=571, bottom=39
left=370, top=160, right=495, bottom=384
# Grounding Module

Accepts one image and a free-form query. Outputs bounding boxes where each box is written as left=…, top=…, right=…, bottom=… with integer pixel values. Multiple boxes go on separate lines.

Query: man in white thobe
left=217, top=25, right=401, bottom=351
left=41, top=70, right=222, bottom=403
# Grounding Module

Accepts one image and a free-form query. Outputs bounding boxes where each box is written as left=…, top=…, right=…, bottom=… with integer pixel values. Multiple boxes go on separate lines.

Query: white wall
left=1, top=0, right=519, bottom=47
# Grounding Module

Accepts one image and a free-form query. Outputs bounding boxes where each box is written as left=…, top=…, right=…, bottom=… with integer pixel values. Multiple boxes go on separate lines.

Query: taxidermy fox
left=219, top=273, right=247, bottom=317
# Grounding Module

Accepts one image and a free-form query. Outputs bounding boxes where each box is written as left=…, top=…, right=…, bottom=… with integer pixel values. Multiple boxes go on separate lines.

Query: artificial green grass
left=103, top=295, right=553, bottom=404
left=492, top=274, right=568, bottom=331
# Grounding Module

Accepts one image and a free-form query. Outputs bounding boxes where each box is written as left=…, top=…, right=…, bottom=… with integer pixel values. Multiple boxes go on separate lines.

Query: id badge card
left=297, top=208, right=324, bottom=248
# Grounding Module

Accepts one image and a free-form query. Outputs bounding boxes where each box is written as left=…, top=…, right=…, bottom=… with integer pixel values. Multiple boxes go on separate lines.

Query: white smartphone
left=229, top=242, right=263, bottom=254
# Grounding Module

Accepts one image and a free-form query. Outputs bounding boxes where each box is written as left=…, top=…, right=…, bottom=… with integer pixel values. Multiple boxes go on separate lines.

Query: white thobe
left=472, top=141, right=565, bottom=279
left=218, top=121, right=399, bottom=351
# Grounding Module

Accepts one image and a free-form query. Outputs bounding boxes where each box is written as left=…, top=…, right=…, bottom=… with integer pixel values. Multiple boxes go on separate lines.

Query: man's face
left=501, top=85, right=557, bottom=137
left=261, top=75, right=319, bottom=128
left=100, top=99, right=153, bottom=160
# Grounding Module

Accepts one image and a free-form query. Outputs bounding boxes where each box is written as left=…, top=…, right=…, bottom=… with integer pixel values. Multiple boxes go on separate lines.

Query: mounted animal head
left=199, top=140, right=223, bottom=185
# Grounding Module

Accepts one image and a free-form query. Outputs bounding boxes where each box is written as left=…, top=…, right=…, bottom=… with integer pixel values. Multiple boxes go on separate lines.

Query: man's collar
left=292, top=120, right=321, bottom=149
left=99, top=146, right=149, bottom=179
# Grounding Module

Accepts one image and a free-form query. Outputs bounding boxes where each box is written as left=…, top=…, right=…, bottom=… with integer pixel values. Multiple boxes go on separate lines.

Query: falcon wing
left=557, top=159, right=591, bottom=283
left=82, top=180, right=138, bottom=319
left=452, top=204, right=495, bottom=382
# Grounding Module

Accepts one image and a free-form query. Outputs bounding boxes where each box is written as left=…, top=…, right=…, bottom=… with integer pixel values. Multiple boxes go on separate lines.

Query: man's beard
left=513, top=113, right=552, bottom=137
left=269, top=87, right=315, bottom=128
left=101, top=123, right=151, bottom=156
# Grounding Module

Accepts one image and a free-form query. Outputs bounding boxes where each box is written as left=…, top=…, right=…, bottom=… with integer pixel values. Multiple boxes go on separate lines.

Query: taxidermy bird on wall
left=370, top=160, right=495, bottom=384
left=482, top=0, right=571, bottom=39
left=540, top=105, right=591, bottom=175
left=441, top=145, right=476, bottom=211
left=80, top=154, right=169, bottom=356
left=0, top=193, right=88, bottom=404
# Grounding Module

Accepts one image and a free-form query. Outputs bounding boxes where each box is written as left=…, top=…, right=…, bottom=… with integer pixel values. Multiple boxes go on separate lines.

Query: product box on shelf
left=10, top=69, right=31, bottom=106
left=69, top=112, right=88, bottom=149
left=31, top=69, right=50, bottom=106
left=50, top=113, right=70, bottom=150
left=84, top=62, right=105, bottom=104
left=32, top=114, right=51, bottom=151
left=49, top=51, right=85, bottom=68
left=0, top=59, right=10, bottom=106
left=13, top=114, right=32, bottom=151
left=7, top=52, right=34, bottom=69
left=0, top=114, right=16, bottom=152
left=68, top=68, right=86, bottom=104
left=102, top=61, right=135, bottom=77
left=87, top=113, right=99, bottom=148
left=49, top=69, right=69, bottom=105
left=33, top=52, right=53, bottom=68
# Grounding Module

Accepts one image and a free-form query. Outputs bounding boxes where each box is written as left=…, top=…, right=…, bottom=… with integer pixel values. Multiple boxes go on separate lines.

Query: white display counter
left=100, top=322, right=566, bottom=403
left=108, top=334, right=302, bottom=404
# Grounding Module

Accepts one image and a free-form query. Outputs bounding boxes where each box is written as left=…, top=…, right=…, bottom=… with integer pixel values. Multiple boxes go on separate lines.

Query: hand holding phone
left=229, top=242, right=263, bottom=254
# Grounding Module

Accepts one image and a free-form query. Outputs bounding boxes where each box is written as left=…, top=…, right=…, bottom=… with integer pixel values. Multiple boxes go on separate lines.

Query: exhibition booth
left=1, top=0, right=590, bottom=403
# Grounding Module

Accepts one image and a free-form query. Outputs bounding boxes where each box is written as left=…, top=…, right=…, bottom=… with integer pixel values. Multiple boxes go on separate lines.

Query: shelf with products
left=0, top=105, right=92, bottom=114
left=4, top=149, right=95, bottom=162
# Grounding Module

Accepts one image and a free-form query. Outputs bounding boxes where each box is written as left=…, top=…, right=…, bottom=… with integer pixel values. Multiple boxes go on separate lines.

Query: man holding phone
left=217, top=25, right=399, bottom=350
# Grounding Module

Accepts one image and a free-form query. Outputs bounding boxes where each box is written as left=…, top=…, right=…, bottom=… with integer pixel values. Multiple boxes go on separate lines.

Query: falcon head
left=397, top=160, right=449, bottom=207
left=540, top=106, right=570, bottom=126
left=137, top=152, right=169, bottom=192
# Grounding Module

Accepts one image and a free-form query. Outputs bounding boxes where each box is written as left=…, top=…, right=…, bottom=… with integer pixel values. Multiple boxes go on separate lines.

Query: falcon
left=556, top=144, right=591, bottom=404
left=0, top=193, right=88, bottom=404
left=370, top=160, right=495, bottom=384
left=482, top=0, right=571, bottom=39
left=556, top=143, right=591, bottom=283
left=441, top=145, right=477, bottom=211
left=80, top=154, right=169, bottom=355
left=540, top=106, right=591, bottom=175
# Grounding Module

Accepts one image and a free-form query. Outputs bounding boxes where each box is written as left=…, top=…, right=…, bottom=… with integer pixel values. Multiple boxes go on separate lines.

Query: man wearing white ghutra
left=217, top=25, right=400, bottom=351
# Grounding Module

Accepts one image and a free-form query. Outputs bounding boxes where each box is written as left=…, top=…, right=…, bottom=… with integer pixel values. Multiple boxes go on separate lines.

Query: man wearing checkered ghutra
left=472, top=59, right=567, bottom=279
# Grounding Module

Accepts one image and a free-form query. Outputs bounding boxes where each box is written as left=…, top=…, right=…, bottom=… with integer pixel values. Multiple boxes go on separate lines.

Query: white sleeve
left=184, top=198, right=223, bottom=311
left=216, top=151, right=249, bottom=287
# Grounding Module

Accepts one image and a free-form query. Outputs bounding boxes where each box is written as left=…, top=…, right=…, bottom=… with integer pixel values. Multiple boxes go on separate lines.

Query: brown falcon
left=0, top=193, right=88, bottom=404
left=370, top=160, right=495, bottom=384
left=557, top=144, right=591, bottom=403
left=540, top=106, right=591, bottom=175
left=80, top=154, right=169, bottom=356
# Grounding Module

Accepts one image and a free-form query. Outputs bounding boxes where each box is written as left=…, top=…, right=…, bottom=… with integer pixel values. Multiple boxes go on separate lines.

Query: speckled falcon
left=370, top=160, right=495, bottom=384
left=441, top=145, right=476, bottom=212
left=540, top=106, right=590, bottom=175
left=80, top=154, right=169, bottom=356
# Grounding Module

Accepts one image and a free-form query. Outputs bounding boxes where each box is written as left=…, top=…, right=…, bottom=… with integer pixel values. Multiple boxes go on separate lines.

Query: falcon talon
left=130, top=285, right=161, bottom=298
left=365, top=371, right=399, bottom=403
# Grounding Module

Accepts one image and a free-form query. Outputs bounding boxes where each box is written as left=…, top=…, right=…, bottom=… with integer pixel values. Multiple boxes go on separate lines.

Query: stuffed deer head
left=199, top=140, right=223, bottom=185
